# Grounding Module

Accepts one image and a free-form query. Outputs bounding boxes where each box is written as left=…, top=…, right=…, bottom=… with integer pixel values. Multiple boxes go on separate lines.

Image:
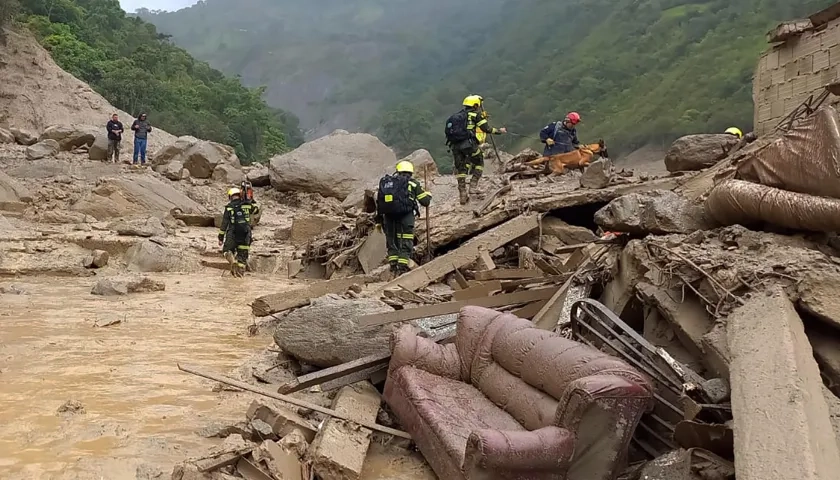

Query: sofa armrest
left=462, top=426, right=575, bottom=473
left=389, top=324, right=462, bottom=381
left=555, top=374, right=652, bottom=429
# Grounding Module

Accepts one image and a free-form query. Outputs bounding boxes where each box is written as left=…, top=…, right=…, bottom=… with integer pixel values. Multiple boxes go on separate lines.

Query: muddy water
left=0, top=274, right=290, bottom=480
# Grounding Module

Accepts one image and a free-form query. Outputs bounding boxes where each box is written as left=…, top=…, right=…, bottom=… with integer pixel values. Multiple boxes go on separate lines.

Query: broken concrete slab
left=636, top=282, right=713, bottom=360
left=728, top=288, right=840, bottom=480
left=540, top=217, right=598, bottom=245
left=272, top=295, right=395, bottom=368
left=245, top=400, right=317, bottom=443
left=357, top=228, right=386, bottom=275
left=309, top=382, right=380, bottom=480
left=385, top=214, right=539, bottom=292
left=599, top=242, right=648, bottom=318
left=798, top=273, right=840, bottom=331
left=594, top=190, right=708, bottom=235
left=805, top=321, right=840, bottom=395
left=252, top=274, right=374, bottom=317
left=263, top=440, right=304, bottom=480
left=701, top=322, right=731, bottom=379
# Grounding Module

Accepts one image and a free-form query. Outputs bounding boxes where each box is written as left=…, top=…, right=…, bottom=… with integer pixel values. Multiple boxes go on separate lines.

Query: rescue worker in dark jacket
left=375, top=160, right=432, bottom=276
left=451, top=95, right=506, bottom=205
left=539, top=112, right=581, bottom=156
left=218, top=187, right=257, bottom=277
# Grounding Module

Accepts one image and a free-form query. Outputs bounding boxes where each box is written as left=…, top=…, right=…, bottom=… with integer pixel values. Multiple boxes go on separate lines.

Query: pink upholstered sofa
left=384, top=306, right=653, bottom=480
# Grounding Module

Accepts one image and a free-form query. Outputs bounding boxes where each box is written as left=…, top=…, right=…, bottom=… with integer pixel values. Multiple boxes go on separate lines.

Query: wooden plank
left=358, top=286, right=558, bottom=327
left=319, top=363, right=388, bottom=392
left=534, top=257, right=561, bottom=276
left=553, top=242, right=591, bottom=254
left=452, top=280, right=502, bottom=301
left=195, top=449, right=252, bottom=472
left=178, top=364, right=411, bottom=439
left=381, top=214, right=540, bottom=292
left=473, top=183, right=512, bottom=217
left=453, top=269, right=470, bottom=289
left=474, top=268, right=543, bottom=280
left=252, top=274, right=372, bottom=316
left=532, top=255, right=593, bottom=330
left=236, top=457, right=273, bottom=480
left=476, top=248, right=497, bottom=271
left=278, top=352, right=391, bottom=394
left=511, top=300, right=549, bottom=319
left=501, top=275, right=567, bottom=292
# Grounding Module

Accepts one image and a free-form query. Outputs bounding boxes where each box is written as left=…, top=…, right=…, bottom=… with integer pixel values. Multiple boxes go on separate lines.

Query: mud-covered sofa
left=383, top=306, right=653, bottom=480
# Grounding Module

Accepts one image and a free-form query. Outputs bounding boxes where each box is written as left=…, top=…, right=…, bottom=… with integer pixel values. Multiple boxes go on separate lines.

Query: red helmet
left=566, top=112, right=581, bottom=125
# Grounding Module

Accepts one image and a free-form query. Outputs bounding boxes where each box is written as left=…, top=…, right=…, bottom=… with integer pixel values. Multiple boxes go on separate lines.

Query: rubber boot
left=389, top=262, right=399, bottom=280
left=457, top=178, right=468, bottom=205
left=223, top=251, right=236, bottom=276
left=469, top=175, right=481, bottom=195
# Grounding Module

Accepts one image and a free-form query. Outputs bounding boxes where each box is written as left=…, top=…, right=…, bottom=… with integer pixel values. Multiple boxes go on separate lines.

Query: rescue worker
left=540, top=112, right=581, bottom=156
left=375, top=160, right=432, bottom=276
left=724, top=127, right=743, bottom=139
left=218, top=187, right=254, bottom=277
left=445, top=95, right=507, bottom=205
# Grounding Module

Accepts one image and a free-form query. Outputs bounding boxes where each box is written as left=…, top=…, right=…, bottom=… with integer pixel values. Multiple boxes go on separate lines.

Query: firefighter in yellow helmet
left=724, top=127, right=743, bottom=139
left=444, top=95, right=507, bottom=204
left=374, top=160, right=432, bottom=276
left=218, top=187, right=254, bottom=277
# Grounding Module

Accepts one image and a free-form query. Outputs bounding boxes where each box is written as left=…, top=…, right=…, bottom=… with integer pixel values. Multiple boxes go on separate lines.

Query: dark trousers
left=383, top=212, right=415, bottom=267
left=107, top=139, right=121, bottom=162
left=222, top=230, right=251, bottom=268
left=452, top=140, right=484, bottom=180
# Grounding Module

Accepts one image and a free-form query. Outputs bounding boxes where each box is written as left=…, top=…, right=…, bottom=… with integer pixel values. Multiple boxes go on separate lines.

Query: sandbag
left=705, top=179, right=840, bottom=233
left=736, top=106, right=840, bottom=199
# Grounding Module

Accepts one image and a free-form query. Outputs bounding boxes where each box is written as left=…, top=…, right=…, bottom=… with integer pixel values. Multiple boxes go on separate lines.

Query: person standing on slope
left=131, top=113, right=152, bottom=165
left=445, top=95, right=507, bottom=205
left=106, top=113, right=124, bottom=163
left=540, top=112, right=581, bottom=156
left=375, top=160, right=432, bottom=277
left=218, top=187, right=254, bottom=278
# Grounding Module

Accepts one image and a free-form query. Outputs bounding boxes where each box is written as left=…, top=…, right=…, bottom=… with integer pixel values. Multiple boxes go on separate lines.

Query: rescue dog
left=526, top=139, right=609, bottom=175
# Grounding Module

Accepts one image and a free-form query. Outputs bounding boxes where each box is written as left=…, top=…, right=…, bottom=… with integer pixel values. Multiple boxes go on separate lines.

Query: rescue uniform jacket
left=540, top=121, right=580, bottom=156
left=375, top=174, right=432, bottom=224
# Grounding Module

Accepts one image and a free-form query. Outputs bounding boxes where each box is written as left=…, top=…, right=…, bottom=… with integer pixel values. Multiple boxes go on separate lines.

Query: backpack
left=229, top=202, right=251, bottom=240
left=444, top=109, right=471, bottom=145
left=376, top=174, right=415, bottom=216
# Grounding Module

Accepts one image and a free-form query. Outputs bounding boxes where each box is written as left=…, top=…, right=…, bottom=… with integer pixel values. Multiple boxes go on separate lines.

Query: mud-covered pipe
left=705, top=179, right=840, bottom=232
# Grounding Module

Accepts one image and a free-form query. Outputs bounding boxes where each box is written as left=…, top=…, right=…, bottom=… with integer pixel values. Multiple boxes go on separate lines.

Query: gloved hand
left=498, top=127, right=507, bottom=134
left=545, top=138, right=555, bottom=146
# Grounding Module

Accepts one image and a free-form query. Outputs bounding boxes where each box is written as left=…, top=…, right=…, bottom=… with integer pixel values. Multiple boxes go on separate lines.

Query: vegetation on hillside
left=142, top=0, right=833, bottom=171
left=6, top=0, right=303, bottom=163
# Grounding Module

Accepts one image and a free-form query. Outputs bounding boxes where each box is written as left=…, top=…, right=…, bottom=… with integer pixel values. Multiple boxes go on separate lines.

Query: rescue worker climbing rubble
left=540, top=112, right=581, bottom=156
left=725, top=127, right=743, bottom=139
left=218, top=187, right=256, bottom=277
left=445, top=95, right=507, bottom=205
left=375, top=160, right=432, bottom=277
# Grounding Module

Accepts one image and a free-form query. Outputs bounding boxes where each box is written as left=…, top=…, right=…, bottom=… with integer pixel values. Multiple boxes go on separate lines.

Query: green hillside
left=4, top=0, right=304, bottom=164
left=142, top=0, right=830, bottom=170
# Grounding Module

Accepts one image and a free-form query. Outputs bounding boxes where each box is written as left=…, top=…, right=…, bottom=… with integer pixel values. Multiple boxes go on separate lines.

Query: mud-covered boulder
left=269, top=131, right=396, bottom=201
left=109, top=216, right=165, bottom=237
left=88, top=134, right=109, bottom=161
left=25, top=139, right=59, bottom=160
left=9, top=127, right=38, bottom=146
left=0, top=127, right=14, bottom=144
left=91, top=276, right=165, bottom=296
left=71, top=176, right=206, bottom=220
left=212, top=163, right=245, bottom=184
left=82, top=250, right=110, bottom=269
left=152, top=136, right=240, bottom=179
left=580, top=158, right=614, bottom=189
left=124, top=240, right=196, bottom=272
left=541, top=217, right=598, bottom=245
left=595, top=190, right=708, bottom=235
left=400, top=149, right=438, bottom=176
left=272, top=295, right=396, bottom=367
left=0, top=170, right=33, bottom=203
left=151, top=136, right=200, bottom=165
left=664, top=134, right=739, bottom=172
left=510, top=148, right=541, bottom=164
left=246, top=165, right=271, bottom=187
left=39, top=124, right=99, bottom=151
left=156, top=160, right=189, bottom=181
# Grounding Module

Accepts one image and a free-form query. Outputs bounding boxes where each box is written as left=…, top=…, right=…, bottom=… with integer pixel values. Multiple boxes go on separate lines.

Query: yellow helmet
left=463, top=94, right=483, bottom=108
left=227, top=187, right=241, bottom=198
left=725, top=127, right=743, bottom=139
left=395, top=160, right=414, bottom=173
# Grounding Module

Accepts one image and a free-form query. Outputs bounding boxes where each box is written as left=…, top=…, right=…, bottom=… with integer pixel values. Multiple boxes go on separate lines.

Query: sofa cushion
left=395, top=365, right=525, bottom=465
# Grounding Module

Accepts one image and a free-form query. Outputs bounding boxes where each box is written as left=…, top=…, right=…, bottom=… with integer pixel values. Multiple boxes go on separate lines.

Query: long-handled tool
left=423, top=164, right=432, bottom=262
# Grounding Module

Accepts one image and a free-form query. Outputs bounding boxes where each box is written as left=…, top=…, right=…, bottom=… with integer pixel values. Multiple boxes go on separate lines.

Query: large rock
left=109, top=216, right=166, bottom=237
left=91, top=276, right=165, bottom=296
left=269, top=131, right=397, bottom=201
left=272, top=295, right=396, bottom=368
left=71, top=176, right=206, bottom=220
left=153, top=136, right=240, bottom=179
left=9, top=127, right=38, bottom=146
left=0, top=127, right=14, bottom=143
left=246, top=165, right=271, bottom=187
left=0, top=170, right=33, bottom=203
left=510, top=148, right=541, bottom=164
left=595, top=190, right=707, bottom=234
left=580, top=158, right=614, bottom=189
left=151, top=136, right=200, bottom=165
left=88, top=134, right=108, bottom=161
left=664, top=134, right=739, bottom=172
left=541, top=217, right=598, bottom=244
left=25, top=139, right=59, bottom=160
left=39, top=124, right=100, bottom=151
left=124, top=240, right=195, bottom=272
left=82, top=250, right=110, bottom=269
left=400, top=149, right=438, bottom=177
left=156, top=160, right=189, bottom=181
left=212, top=163, right=245, bottom=185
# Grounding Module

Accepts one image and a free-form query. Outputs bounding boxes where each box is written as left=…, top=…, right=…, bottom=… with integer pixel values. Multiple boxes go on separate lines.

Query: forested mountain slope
left=3, top=0, right=303, bottom=164
left=143, top=0, right=832, bottom=167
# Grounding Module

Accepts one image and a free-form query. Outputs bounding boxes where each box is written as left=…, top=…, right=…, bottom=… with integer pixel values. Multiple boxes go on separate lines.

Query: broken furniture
left=383, top=305, right=654, bottom=480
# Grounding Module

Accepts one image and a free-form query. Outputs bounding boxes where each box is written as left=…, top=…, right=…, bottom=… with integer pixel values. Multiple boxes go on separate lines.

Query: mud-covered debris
left=25, top=139, right=59, bottom=160
left=110, top=217, right=166, bottom=238
left=595, top=190, right=708, bottom=235
left=278, top=427, right=310, bottom=459
left=9, top=127, right=38, bottom=146
left=82, top=250, right=110, bottom=269
left=664, top=134, right=739, bottom=172
left=580, top=157, right=614, bottom=189
left=57, top=400, right=86, bottom=415
left=91, top=276, right=165, bottom=296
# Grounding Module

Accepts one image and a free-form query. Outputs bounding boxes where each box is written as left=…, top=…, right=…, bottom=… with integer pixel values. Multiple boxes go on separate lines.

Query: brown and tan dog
left=526, top=139, right=609, bottom=175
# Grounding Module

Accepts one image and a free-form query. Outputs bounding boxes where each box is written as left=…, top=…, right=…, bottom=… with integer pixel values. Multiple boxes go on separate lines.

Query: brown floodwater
left=0, top=274, right=286, bottom=480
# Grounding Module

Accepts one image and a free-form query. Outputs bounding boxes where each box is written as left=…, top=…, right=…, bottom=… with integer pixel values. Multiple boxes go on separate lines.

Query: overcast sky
left=119, top=0, right=199, bottom=12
